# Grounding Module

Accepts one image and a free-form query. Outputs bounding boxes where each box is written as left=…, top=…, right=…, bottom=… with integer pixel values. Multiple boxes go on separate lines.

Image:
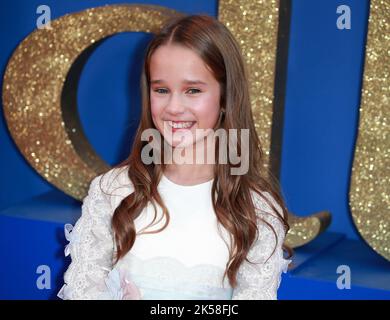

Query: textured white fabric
left=57, top=173, right=115, bottom=300
left=231, top=191, right=292, bottom=300
left=57, top=166, right=291, bottom=300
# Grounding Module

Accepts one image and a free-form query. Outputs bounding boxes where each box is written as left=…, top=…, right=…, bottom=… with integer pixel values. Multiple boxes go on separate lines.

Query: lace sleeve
left=57, top=174, right=115, bottom=300
left=231, top=191, right=292, bottom=300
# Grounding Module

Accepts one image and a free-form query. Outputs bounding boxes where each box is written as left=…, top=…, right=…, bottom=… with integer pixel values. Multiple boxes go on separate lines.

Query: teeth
left=167, top=121, right=195, bottom=129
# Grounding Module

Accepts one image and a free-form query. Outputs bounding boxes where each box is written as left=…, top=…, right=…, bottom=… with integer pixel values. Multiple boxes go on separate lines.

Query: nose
left=165, top=91, right=186, bottom=115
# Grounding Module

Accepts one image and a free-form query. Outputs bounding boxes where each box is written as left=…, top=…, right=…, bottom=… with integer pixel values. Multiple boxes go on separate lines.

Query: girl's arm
left=57, top=175, right=115, bottom=300
left=231, top=192, right=291, bottom=300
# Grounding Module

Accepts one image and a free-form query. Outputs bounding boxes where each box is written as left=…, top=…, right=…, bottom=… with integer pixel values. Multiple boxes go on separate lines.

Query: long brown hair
left=101, top=14, right=291, bottom=288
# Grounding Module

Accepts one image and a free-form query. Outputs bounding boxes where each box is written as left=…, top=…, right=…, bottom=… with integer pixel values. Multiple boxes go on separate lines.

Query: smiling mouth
left=166, top=120, right=196, bottom=129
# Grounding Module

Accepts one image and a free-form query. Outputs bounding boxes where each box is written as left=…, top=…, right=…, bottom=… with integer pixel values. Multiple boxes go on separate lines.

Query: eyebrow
left=150, top=79, right=207, bottom=85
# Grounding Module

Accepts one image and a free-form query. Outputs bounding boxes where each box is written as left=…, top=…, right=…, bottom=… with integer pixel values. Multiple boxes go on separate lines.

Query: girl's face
left=149, top=44, right=221, bottom=148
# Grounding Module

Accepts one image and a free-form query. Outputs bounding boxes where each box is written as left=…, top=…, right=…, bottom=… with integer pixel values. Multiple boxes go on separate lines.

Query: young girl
left=58, top=14, right=292, bottom=300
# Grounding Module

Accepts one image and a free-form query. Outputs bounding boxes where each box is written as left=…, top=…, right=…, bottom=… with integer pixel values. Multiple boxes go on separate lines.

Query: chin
left=168, top=140, right=194, bottom=149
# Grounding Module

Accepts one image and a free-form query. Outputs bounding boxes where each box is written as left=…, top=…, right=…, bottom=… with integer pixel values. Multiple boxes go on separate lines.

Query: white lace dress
left=57, top=167, right=291, bottom=300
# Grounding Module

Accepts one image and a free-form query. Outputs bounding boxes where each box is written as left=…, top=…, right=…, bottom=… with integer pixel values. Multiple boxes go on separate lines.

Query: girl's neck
left=163, top=164, right=214, bottom=186
left=163, top=132, right=216, bottom=185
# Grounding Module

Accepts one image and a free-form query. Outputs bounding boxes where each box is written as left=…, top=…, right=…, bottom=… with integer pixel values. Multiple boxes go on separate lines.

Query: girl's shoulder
left=95, top=164, right=135, bottom=210
left=249, top=189, right=286, bottom=237
left=250, top=189, right=283, bottom=217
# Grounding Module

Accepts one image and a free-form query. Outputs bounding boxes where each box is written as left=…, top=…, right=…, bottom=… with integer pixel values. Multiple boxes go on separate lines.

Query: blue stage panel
left=279, top=232, right=390, bottom=299
left=0, top=190, right=80, bottom=300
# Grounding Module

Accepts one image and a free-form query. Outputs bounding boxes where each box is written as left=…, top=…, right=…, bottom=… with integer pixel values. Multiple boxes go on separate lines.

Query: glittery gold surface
left=219, top=0, right=331, bottom=248
left=2, top=4, right=181, bottom=200
left=285, top=210, right=331, bottom=248
left=218, top=0, right=278, bottom=162
left=349, top=0, right=390, bottom=261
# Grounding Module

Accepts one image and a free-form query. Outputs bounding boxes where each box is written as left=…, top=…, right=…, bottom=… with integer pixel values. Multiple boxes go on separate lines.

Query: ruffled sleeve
left=231, top=191, right=292, bottom=300
left=57, top=174, right=116, bottom=300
